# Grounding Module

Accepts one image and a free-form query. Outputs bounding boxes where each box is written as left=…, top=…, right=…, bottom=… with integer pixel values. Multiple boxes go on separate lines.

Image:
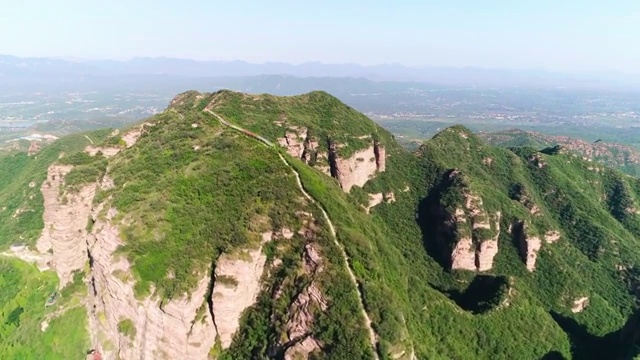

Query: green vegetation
left=207, top=90, right=384, bottom=157
left=0, top=259, right=89, bottom=359
left=117, top=319, right=136, bottom=340
left=480, top=129, right=640, bottom=177
left=0, top=129, right=111, bottom=249
left=5, top=89, right=640, bottom=359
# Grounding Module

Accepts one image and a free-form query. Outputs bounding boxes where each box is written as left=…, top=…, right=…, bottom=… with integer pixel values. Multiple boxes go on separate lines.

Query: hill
left=2, top=90, right=640, bottom=359
left=480, top=129, right=640, bottom=176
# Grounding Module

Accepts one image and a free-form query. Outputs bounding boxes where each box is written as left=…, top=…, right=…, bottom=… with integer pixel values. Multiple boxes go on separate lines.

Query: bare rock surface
left=333, top=144, right=384, bottom=192
left=447, top=188, right=501, bottom=272
left=283, top=244, right=327, bottom=360
left=451, top=237, right=476, bottom=271
left=85, top=146, right=121, bottom=157
left=37, top=164, right=94, bottom=287
left=365, top=193, right=384, bottom=214
left=212, top=246, right=268, bottom=349
left=571, top=297, right=590, bottom=313
left=278, top=127, right=308, bottom=159
left=88, top=212, right=217, bottom=360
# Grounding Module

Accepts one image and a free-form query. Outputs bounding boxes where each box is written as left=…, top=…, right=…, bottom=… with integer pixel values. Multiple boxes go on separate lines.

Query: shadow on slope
left=434, top=275, right=509, bottom=315
left=550, top=310, right=640, bottom=360
left=540, top=351, right=567, bottom=360
left=416, top=170, right=458, bottom=270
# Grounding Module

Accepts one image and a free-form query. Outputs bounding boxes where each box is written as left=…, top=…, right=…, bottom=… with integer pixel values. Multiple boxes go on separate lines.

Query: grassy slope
left=0, top=259, right=89, bottom=359
left=480, top=129, right=640, bottom=177
left=208, top=90, right=385, bottom=157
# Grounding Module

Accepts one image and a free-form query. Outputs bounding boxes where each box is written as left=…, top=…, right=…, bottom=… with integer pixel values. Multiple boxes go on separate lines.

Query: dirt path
left=206, top=109, right=380, bottom=359
left=278, top=154, right=380, bottom=359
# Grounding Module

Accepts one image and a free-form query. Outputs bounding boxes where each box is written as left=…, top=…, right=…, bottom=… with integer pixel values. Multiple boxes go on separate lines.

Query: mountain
left=480, top=129, right=640, bottom=176
left=2, top=54, right=637, bottom=90
left=3, top=90, right=640, bottom=359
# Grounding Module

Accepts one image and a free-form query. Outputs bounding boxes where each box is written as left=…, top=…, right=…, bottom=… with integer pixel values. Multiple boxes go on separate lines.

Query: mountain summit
left=2, top=90, right=640, bottom=359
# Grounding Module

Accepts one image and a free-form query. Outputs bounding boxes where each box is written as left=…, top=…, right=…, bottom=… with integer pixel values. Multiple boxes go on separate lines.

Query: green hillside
left=2, top=90, right=640, bottom=359
left=480, top=129, right=640, bottom=177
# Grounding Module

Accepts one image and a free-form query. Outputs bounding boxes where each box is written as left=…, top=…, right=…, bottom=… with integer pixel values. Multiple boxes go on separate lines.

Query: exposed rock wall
left=511, top=221, right=561, bottom=271
left=37, top=164, right=95, bottom=287
left=88, top=208, right=217, bottom=360
left=513, top=221, right=542, bottom=272
left=276, top=127, right=386, bottom=192
left=443, top=187, right=501, bottom=272
left=282, top=244, right=327, bottom=359
left=331, top=143, right=385, bottom=192
left=451, top=237, right=476, bottom=271
left=212, top=246, right=269, bottom=349
left=278, top=127, right=307, bottom=159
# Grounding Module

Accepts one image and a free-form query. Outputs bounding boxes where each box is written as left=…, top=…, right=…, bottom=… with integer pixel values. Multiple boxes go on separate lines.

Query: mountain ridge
left=480, top=128, right=640, bottom=176
left=2, top=54, right=636, bottom=89
left=2, top=90, right=640, bottom=359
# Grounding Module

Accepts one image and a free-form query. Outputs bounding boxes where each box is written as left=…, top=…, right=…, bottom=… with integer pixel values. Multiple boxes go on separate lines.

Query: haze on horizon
left=2, top=0, right=640, bottom=74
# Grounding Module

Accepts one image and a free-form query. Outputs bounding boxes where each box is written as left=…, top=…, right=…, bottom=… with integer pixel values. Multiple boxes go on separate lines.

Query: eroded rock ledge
left=277, top=126, right=386, bottom=192
left=431, top=173, right=502, bottom=272
left=512, top=221, right=561, bottom=272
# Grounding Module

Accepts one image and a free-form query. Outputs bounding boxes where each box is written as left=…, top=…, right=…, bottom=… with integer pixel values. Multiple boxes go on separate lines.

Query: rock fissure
left=206, top=259, right=220, bottom=337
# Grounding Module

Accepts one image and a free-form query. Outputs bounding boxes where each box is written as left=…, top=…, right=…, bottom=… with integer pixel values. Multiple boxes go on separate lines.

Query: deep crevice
left=327, top=138, right=340, bottom=182
left=205, top=257, right=219, bottom=335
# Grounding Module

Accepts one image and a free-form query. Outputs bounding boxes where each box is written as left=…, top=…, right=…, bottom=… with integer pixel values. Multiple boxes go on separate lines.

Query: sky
left=2, top=0, right=640, bottom=73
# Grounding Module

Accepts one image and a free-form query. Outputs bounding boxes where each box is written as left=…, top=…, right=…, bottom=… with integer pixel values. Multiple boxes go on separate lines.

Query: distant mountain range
left=2, top=54, right=640, bottom=92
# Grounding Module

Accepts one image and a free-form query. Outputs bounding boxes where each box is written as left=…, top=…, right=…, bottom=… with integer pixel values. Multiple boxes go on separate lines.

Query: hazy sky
left=2, top=0, right=640, bottom=73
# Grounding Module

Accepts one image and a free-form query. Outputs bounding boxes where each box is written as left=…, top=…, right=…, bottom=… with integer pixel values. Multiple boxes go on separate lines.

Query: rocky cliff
left=37, top=164, right=95, bottom=287
left=431, top=171, right=501, bottom=272
left=87, top=205, right=218, bottom=360
left=277, top=126, right=386, bottom=192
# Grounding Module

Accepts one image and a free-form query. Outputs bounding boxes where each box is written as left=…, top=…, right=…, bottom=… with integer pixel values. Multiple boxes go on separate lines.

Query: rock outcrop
left=88, top=207, right=217, bottom=360
left=278, top=127, right=307, bottom=159
left=212, top=246, right=269, bottom=349
left=282, top=244, right=327, bottom=360
left=571, top=297, right=590, bottom=313
left=451, top=237, right=476, bottom=271
left=544, top=230, right=561, bottom=244
left=365, top=193, right=384, bottom=214
left=85, top=145, right=121, bottom=157
left=37, top=164, right=95, bottom=287
left=276, top=127, right=386, bottom=192
left=122, top=124, right=150, bottom=148
left=441, top=185, right=501, bottom=272
left=513, top=221, right=542, bottom=272
left=330, top=142, right=386, bottom=192
left=28, top=141, right=41, bottom=156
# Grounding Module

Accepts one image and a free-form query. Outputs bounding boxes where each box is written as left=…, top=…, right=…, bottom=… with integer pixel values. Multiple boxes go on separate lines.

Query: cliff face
left=212, top=246, right=269, bottom=349
left=433, top=176, right=501, bottom=272
left=87, top=207, right=217, bottom=360
left=512, top=221, right=561, bottom=272
left=37, top=164, right=95, bottom=287
left=331, top=144, right=382, bottom=192
left=278, top=126, right=386, bottom=192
